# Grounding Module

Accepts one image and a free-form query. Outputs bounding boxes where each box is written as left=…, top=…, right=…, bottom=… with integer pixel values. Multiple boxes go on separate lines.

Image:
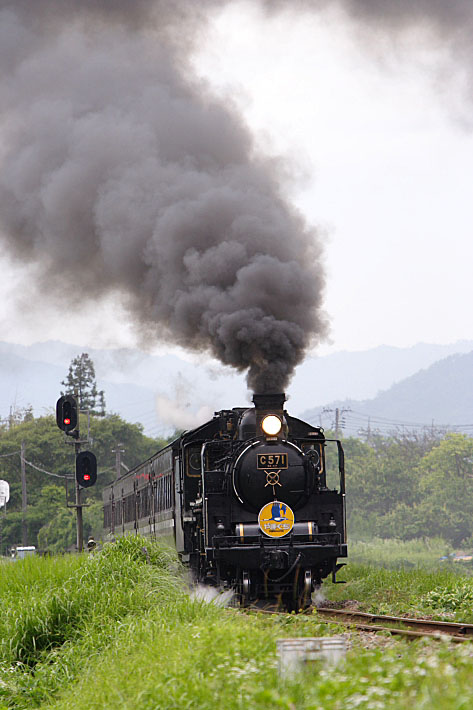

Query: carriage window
left=123, top=493, right=135, bottom=523
left=104, top=503, right=112, bottom=529
left=114, top=500, right=122, bottom=526
left=156, top=478, right=162, bottom=511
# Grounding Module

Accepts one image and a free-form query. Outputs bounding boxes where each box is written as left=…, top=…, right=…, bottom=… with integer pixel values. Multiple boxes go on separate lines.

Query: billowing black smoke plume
left=1, top=1, right=472, bottom=393
left=0, top=0, right=326, bottom=394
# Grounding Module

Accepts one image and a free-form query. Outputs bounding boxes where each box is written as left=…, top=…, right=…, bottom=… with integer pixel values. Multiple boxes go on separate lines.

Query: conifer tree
left=61, top=353, right=106, bottom=415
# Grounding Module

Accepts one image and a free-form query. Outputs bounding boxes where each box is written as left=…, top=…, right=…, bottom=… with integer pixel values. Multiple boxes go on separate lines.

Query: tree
left=37, top=507, right=76, bottom=553
left=0, top=412, right=165, bottom=552
left=61, top=353, right=106, bottom=415
left=342, top=430, right=473, bottom=546
left=1, top=405, right=34, bottom=431
left=35, top=485, right=75, bottom=553
left=413, top=433, right=473, bottom=545
left=342, top=430, right=443, bottom=541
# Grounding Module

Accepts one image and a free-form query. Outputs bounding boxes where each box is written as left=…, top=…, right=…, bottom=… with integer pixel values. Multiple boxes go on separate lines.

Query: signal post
left=73, top=417, right=84, bottom=554
left=56, top=395, right=97, bottom=552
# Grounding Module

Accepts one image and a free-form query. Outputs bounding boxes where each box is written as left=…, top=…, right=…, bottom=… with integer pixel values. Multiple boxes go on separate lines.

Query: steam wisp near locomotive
left=103, top=393, right=347, bottom=609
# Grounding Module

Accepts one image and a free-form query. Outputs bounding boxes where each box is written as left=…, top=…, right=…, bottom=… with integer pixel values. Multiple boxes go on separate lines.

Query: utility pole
left=112, top=443, right=125, bottom=481
left=73, top=392, right=84, bottom=553
left=20, top=441, right=27, bottom=546
left=335, top=407, right=351, bottom=438
left=335, top=408, right=340, bottom=438
left=323, top=407, right=351, bottom=438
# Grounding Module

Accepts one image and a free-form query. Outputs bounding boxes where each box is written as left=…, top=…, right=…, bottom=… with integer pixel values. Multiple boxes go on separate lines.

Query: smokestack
left=252, top=393, right=286, bottom=411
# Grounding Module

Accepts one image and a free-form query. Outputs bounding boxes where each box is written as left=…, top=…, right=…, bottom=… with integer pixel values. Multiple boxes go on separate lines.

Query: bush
left=422, top=582, right=473, bottom=612
left=0, top=536, right=182, bottom=667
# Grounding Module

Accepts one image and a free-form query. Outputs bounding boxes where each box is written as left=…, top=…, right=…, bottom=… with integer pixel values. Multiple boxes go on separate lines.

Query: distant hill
left=1, top=339, right=472, bottom=437
left=288, top=340, right=473, bottom=411
left=0, top=343, right=246, bottom=438
left=301, top=350, right=473, bottom=436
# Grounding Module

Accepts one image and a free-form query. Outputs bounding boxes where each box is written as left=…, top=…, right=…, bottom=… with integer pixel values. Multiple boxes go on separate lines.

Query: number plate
left=257, top=453, right=288, bottom=470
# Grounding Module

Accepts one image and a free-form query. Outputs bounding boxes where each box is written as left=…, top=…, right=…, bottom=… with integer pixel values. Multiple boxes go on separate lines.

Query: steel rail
left=243, top=604, right=472, bottom=642
left=317, top=616, right=468, bottom=643
left=317, top=608, right=473, bottom=641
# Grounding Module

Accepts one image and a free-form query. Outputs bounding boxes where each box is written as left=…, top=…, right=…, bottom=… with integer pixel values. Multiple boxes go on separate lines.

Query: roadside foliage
left=2, top=412, right=473, bottom=554
left=343, top=431, right=473, bottom=546
left=0, top=414, right=167, bottom=553
left=1, top=537, right=473, bottom=709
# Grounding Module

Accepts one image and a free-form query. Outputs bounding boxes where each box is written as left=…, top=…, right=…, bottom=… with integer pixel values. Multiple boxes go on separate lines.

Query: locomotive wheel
left=240, top=571, right=251, bottom=607
left=299, top=569, right=313, bottom=610
left=298, top=569, right=312, bottom=607
left=282, top=568, right=313, bottom=612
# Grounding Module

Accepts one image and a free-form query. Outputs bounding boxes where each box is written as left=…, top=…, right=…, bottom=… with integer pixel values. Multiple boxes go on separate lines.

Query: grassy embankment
left=326, top=537, right=473, bottom=623
left=1, top=536, right=473, bottom=709
left=347, top=536, right=454, bottom=569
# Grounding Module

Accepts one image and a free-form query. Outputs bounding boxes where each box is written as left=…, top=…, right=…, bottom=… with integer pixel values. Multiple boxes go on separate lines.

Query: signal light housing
left=56, top=395, right=78, bottom=434
left=76, top=451, right=97, bottom=488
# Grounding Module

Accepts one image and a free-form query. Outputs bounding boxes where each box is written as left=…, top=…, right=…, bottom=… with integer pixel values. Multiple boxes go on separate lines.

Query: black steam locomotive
left=102, top=393, right=347, bottom=609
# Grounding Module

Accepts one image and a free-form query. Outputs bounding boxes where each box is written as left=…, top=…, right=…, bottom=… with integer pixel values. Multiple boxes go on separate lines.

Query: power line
left=345, top=409, right=473, bottom=431
left=22, top=458, right=72, bottom=479
left=313, top=407, right=473, bottom=438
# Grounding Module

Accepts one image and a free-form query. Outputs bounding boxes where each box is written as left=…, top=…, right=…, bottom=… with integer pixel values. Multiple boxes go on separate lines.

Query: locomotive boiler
left=103, top=393, right=347, bottom=609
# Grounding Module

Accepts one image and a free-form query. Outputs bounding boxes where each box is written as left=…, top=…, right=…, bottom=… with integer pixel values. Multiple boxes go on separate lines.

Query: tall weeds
left=0, top=536, right=183, bottom=667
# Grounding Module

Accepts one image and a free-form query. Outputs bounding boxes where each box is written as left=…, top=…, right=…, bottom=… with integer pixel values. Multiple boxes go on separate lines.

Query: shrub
left=422, top=582, right=473, bottom=612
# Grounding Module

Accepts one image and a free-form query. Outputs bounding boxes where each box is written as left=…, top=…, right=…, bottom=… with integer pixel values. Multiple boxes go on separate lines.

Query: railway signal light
left=76, top=451, right=97, bottom=488
left=56, top=395, right=78, bottom=434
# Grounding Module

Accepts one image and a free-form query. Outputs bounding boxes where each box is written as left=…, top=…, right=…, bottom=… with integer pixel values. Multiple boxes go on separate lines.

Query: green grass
left=323, top=537, right=473, bottom=621
left=324, top=558, right=473, bottom=623
left=3, top=537, right=473, bottom=709
left=347, top=536, right=454, bottom=569
left=40, top=611, right=473, bottom=710
left=0, top=537, right=183, bottom=707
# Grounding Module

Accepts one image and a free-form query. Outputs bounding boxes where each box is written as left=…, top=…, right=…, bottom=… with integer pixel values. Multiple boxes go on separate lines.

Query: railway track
left=244, top=603, right=473, bottom=642
left=316, top=607, right=473, bottom=642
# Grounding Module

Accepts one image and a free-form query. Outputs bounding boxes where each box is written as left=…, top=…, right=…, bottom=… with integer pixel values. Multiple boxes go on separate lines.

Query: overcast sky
left=1, top=1, right=472, bottom=357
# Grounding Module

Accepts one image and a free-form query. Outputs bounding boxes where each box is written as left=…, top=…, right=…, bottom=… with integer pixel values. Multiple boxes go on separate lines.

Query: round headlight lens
left=261, top=415, right=282, bottom=436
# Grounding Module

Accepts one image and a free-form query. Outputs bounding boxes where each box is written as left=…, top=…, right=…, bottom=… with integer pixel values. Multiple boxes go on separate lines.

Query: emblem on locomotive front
left=257, top=452, right=287, bottom=493
left=258, top=501, right=295, bottom=538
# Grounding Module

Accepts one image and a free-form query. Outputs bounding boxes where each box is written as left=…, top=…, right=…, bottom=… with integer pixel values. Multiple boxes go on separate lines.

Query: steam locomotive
left=102, top=393, right=347, bottom=609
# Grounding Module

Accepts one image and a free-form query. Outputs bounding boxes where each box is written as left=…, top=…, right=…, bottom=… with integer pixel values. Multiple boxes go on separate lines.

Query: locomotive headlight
left=261, top=415, right=282, bottom=436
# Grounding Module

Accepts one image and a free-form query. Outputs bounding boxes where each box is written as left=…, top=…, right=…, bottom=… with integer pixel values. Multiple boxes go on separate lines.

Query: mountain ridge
left=301, top=350, right=473, bottom=436
left=1, top=339, right=472, bottom=437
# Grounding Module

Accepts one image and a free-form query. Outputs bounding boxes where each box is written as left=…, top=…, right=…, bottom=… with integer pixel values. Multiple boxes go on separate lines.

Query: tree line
left=0, top=353, right=167, bottom=554
left=0, top=412, right=167, bottom=554
left=341, top=430, right=473, bottom=547
left=2, top=418, right=472, bottom=553
left=2, top=353, right=472, bottom=552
